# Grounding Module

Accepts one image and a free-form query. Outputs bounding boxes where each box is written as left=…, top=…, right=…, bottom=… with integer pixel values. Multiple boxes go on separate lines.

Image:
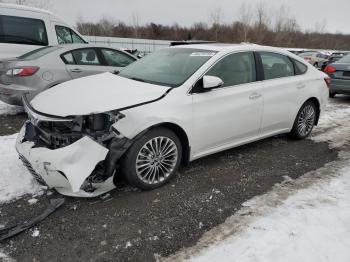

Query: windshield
left=19, top=46, right=61, bottom=60
left=119, top=48, right=217, bottom=87
left=337, top=54, right=350, bottom=64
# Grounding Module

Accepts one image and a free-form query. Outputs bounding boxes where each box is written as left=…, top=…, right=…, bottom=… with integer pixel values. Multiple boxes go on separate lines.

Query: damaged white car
left=16, top=44, right=329, bottom=197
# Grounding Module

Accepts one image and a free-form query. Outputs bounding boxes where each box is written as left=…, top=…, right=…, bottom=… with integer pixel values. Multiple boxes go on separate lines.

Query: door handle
left=249, top=92, right=262, bottom=100
left=70, top=68, right=82, bottom=73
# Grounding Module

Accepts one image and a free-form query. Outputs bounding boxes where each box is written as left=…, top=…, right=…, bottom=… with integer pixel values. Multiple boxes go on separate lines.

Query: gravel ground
left=0, top=99, right=343, bottom=262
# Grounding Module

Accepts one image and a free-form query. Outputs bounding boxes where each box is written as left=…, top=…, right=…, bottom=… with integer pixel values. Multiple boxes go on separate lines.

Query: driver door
left=191, top=52, right=264, bottom=157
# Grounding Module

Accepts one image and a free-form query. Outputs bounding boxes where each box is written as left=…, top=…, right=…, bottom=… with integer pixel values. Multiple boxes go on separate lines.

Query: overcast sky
left=51, top=0, right=350, bottom=34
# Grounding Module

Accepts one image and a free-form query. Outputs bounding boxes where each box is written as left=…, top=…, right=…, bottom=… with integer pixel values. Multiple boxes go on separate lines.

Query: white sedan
left=16, top=44, right=329, bottom=197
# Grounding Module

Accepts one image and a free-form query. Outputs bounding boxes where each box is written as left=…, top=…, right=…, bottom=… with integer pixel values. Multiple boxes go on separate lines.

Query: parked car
left=324, top=53, right=350, bottom=97
left=321, top=52, right=349, bottom=71
left=16, top=44, right=329, bottom=197
left=0, top=44, right=137, bottom=105
left=0, top=3, right=87, bottom=60
left=299, top=51, right=329, bottom=68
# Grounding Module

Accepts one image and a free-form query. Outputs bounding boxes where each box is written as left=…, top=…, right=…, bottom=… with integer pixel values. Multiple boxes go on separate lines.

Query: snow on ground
left=165, top=100, right=350, bottom=262
left=0, top=101, right=23, bottom=115
left=0, top=251, right=15, bottom=262
left=0, top=134, right=43, bottom=203
left=169, top=155, right=350, bottom=262
left=311, top=100, right=350, bottom=148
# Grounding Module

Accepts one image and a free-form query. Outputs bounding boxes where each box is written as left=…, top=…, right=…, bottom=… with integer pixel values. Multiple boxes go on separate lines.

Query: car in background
left=324, top=54, right=350, bottom=97
left=299, top=51, right=329, bottom=68
left=0, top=44, right=137, bottom=105
left=15, top=44, right=329, bottom=197
left=0, top=3, right=87, bottom=60
left=321, top=52, right=349, bottom=71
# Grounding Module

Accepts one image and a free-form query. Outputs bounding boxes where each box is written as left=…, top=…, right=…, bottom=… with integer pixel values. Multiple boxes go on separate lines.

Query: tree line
left=77, top=4, right=350, bottom=51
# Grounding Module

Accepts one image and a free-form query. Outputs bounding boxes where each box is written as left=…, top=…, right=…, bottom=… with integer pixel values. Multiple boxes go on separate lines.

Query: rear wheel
left=290, top=101, right=317, bottom=139
left=121, top=128, right=182, bottom=190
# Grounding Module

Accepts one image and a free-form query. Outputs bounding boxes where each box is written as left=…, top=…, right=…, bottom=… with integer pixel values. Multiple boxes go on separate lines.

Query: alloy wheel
left=297, top=105, right=315, bottom=136
left=135, top=136, right=178, bottom=185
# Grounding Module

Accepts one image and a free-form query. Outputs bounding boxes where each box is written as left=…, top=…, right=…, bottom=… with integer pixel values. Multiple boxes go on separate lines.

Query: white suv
left=0, top=3, right=86, bottom=59
left=16, top=44, right=329, bottom=197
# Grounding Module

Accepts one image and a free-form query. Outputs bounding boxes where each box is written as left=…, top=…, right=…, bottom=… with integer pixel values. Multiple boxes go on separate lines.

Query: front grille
left=19, top=154, right=47, bottom=186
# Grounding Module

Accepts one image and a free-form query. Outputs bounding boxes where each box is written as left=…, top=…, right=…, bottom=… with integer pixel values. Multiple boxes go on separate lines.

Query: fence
left=84, top=36, right=171, bottom=54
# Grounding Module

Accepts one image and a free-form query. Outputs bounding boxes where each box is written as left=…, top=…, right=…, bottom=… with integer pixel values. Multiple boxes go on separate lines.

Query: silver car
left=0, top=44, right=137, bottom=105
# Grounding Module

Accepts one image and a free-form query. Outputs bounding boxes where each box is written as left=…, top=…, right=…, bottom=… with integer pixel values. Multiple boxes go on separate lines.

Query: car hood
left=31, top=72, right=171, bottom=117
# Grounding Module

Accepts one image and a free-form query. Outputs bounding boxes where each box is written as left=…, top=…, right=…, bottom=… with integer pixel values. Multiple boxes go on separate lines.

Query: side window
left=101, top=49, right=136, bottom=67
left=260, top=52, right=294, bottom=80
left=55, top=25, right=85, bottom=44
left=293, top=59, right=308, bottom=75
left=205, top=52, right=256, bottom=87
left=0, top=15, right=48, bottom=46
left=71, top=49, right=101, bottom=66
left=62, top=52, right=75, bottom=65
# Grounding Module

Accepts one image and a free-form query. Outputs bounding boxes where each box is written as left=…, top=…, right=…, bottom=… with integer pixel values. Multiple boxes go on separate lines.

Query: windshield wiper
left=130, top=77, right=146, bottom=83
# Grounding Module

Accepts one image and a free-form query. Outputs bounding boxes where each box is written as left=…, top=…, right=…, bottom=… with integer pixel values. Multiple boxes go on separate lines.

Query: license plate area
left=343, top=71, right=350, bottom=77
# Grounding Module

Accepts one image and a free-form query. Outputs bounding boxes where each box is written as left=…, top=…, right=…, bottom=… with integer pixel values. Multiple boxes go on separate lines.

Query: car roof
left=170, top=43, right=293, bottom=55
left=0, top=3, right=53, bottom=15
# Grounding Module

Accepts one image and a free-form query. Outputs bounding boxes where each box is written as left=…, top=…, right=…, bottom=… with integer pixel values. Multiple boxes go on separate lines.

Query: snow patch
left=312, top=101, right=350, bottom=148
left=0, top=134, right=43, bottom=203
left=31, top=228, right=40, bottom=237
left=0, top=251, right=15, bottom=262
left=166, top=153, right=350, bottom=262
left=0, top=101, right=23, bottom=115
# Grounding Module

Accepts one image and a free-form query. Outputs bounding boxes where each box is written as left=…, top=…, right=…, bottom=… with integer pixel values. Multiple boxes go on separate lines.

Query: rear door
left=62, top=48, right=104, bottom=79
left=258, top=52, right=303, bottom=135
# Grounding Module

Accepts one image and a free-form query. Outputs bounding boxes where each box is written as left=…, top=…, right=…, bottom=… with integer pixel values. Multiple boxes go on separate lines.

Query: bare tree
left=209, top=8, right=223, bottom=41
left=131, top=13, right=140, bottom=38
left=314, top=19, right=327, bottom=33
left=1, top=0, right=53, bottom=10
left=237, top=3, right=253, bottom=42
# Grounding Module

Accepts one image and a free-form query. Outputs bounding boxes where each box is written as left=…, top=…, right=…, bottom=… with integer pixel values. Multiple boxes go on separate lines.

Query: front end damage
left=16, top=96, right=132, bottom=197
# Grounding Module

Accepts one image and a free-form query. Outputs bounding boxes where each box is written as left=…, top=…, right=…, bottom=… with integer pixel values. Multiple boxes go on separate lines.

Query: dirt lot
left=0, top=99, right=343, bottom=262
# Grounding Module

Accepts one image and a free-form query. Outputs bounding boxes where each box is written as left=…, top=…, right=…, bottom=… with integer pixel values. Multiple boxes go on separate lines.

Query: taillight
left=324, top=65, right=336, bottom=74
left=5, top=67, right=39, bottom=77
left=304, top=57, right=311, bottom=60
left=324, top=77, right=331, bottom=88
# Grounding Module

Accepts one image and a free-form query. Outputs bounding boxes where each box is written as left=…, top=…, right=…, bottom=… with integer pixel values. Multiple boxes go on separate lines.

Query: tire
left=313, top=62, right=319, bottom=68
left=290, top=101, right=317, bottom=140
left=120, top=127, right=182, bottom=190
left=329, top=92, right=336, bottom=98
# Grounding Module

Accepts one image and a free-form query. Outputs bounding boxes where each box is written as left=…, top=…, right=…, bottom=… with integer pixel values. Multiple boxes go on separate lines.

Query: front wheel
left=290, top=101, right=317, bottom=139
left=121, top=128, right=182, bottom=190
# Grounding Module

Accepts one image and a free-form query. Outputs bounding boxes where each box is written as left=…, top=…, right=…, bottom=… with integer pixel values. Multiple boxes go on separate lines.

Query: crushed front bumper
left=16, top=125, right=116, bottom=197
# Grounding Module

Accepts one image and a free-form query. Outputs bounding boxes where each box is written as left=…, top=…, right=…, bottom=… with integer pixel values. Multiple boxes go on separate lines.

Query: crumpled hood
left=31, top=72, right=171, bottom=117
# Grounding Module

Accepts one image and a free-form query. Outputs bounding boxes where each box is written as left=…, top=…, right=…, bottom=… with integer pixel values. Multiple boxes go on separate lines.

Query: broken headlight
left=86, top=113, right=109, bottom=132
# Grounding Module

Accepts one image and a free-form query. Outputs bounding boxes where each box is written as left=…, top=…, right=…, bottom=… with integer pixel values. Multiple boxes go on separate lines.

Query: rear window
left=293, top=59, right=308, bottom=75
left=0, top=15, right=48, bottom=46
left=337, top=54, right=350, bottom=64
left=19, top=46, right=61, bottom=60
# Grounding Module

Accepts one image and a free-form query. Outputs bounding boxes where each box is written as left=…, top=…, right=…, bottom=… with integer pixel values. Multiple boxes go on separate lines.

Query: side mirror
left=203, top=75, right=224, bottom=89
